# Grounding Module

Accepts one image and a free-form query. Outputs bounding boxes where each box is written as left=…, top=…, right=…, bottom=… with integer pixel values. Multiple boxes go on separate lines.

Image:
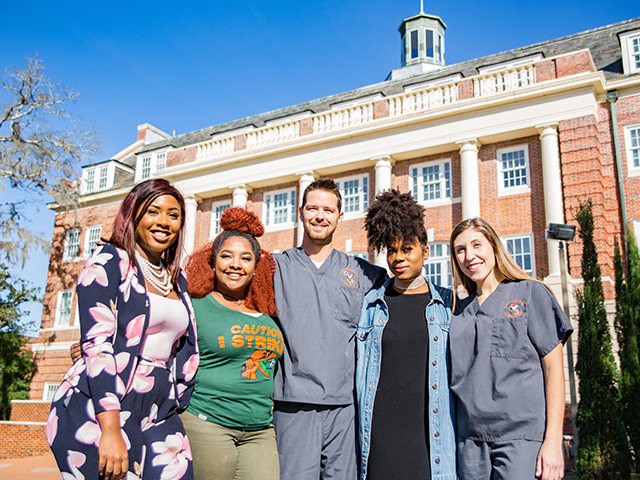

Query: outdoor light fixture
left=546, top=223, right=577, bottom=242
left=545, top=222, right=578, bottom=454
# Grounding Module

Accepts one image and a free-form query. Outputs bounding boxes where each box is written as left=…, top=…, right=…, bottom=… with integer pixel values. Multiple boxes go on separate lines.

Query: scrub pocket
left=332, top=286, right=366, bottom=331
left=490, top=315, right=529, bottom=359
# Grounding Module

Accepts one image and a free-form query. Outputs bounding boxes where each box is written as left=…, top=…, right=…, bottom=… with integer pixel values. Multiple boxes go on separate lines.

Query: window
left=424, top=243, right=451, bottom=288
left=141, top=156, right=152, bottom=180
left=620, top=31, right=640, bottom=75
left=137, top=151, right=169, bottom=182
left=98, top=166, right=108, bottom=190
left=55, top=290, right=74, bottom=327
left=626, top=125, right=640, bottom=174
left=86, top=169, right=95, bottom=193
left=497, top=146, right=530, bottom=195
left=504, top=234, right=535, bottom=276
left=635, top=220, right=640, bottom=248
left=425, top=29, right=434, bottom=58
left=411, top=30, right=418, bottom=59
left=156, top=152, right=166, bottom=172
left=43, top=382, right=61, bottom=401
left=410, top=160, right=451, bottom=205
left=63, top=228, right=81, bottom=260
left=210, top=201, right=232, bottom=238
left=335, top=175, right=368, bottom=217
left=84, top=225, right=102, bottom=256
left=264, top=189, right=297, bottom=229
left=83, top=163, right=112, bottom=194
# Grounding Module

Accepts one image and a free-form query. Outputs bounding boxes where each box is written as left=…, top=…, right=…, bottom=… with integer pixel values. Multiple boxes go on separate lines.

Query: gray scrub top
left=272, top=248, right=387, bottom=405
left=450, top=279, right=573, bottom=442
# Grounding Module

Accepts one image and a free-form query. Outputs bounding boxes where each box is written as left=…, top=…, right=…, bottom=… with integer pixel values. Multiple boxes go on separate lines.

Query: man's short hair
left=302, top=178, right=342, bottom=213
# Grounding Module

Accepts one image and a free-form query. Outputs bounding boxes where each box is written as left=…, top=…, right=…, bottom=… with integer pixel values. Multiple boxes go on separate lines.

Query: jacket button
left=430, top=316, right=435, bottom=321
left=434, top=335, right=438, bottom=341
left=432, top=360, right=437, bottom=366
left=434, top=431, right=440, bottom=437
left=433, top=407, right=438, bottom=413
left=435, top=457, right=441, bottom=463
left=432, top=383, right=437, bottom=389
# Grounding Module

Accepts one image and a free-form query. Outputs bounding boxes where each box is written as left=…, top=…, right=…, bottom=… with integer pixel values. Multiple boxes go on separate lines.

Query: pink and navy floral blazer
left=61, top=244, right=199, bottom=415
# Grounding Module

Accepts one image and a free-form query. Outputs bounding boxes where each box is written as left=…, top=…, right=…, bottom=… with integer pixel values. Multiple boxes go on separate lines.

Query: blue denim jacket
left=355, top=277, right=457, bottom=480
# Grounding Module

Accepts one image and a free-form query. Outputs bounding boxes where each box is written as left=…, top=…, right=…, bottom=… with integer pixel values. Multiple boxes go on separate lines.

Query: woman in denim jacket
left=355, top=190, right=456, bottom=480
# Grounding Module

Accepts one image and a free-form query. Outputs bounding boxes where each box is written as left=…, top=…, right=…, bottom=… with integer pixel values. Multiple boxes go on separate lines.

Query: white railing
left=473, top=65, right=535, bottom=97
left=313, top=104, right=375, bottom=134
left=194, top=62, right=538, bottom=163
left=196, top=136, right=234, bottom=162
left=246, top=121, right=300, bottom=149
left=388, top=83, right=458, bottom=117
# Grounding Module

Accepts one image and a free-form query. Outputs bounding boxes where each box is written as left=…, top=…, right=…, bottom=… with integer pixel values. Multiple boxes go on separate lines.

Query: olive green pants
left=180, top=410, right=279, bottom=480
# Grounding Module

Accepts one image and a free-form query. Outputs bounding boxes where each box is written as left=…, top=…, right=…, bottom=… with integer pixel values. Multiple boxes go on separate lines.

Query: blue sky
left=2, top=1, right=637, bottom=332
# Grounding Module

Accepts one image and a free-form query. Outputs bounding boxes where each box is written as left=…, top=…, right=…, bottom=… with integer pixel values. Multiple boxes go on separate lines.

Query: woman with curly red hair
left=180, top=207, right=281, bottom=480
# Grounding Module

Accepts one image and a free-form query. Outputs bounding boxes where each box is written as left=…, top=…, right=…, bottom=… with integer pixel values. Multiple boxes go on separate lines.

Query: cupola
left=387, top=3, right=446, bottom=81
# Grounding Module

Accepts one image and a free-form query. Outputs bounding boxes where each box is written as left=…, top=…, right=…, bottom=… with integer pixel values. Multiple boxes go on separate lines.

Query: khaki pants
left=180, top=410, right=279, bottom=480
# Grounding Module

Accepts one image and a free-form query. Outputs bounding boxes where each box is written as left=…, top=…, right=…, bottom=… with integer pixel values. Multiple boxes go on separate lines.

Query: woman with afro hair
left=355, top=189, right=456, bottom=480
left=180, top=207, right=282, bottom=480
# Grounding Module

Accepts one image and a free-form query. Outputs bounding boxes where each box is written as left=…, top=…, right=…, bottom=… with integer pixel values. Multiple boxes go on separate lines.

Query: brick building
left=5, top=10, right=640, bottom=461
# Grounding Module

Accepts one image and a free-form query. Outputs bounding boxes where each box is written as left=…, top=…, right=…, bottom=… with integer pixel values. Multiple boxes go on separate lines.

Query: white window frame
left=410, top=159, right=452, bottom=207
left=263, top=188, right=297, bottom=231
left=335, top=175, right=369, bottom=219
left=210, top=200, right=232, bottom=239
left=634, top=220, right=640, bottom=248
left=55, top=289, right=74, bottom=327
left=63, top=228, right=81, bottom=261
left=84, top=225, right=102, bottom=257
left=496, top=145, right=531, bottom=196
left=43, top=382, right=61, bottom=401
left=619, top=30, right=640, bottom=75
left=423, top=242, right=451, bottom=288
left=136, top=151, right=169, bottom=182
left=625, top=125, right=640, bottom=176
left=502, top=233, right=536, bottom=276
left=82, top=163, right=113, bottom=194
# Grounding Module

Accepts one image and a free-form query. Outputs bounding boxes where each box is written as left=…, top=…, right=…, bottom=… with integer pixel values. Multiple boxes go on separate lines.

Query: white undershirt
left=140, top=293, right=189, bottom=362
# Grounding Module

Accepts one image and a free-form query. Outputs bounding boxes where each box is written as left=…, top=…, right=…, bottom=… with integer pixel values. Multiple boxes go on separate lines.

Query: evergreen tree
left=614, top=232, right=640, bottom=467
left=575, top=200, right=631, bottom=479
left=0, top=263, right=39, bottom=420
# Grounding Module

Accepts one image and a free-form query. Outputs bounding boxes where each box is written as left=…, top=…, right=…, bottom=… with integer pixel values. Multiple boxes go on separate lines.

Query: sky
left=2, top=0, right=638, bottom=333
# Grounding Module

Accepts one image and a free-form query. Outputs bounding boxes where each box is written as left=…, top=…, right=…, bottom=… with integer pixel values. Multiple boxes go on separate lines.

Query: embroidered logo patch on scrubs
left=339, top=268, right=358, bottom=286
left=503, top=299, right=524, bottom=317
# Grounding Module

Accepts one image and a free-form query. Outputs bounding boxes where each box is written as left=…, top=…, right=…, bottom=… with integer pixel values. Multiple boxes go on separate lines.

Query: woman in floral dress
left=47, top=179, right=200, bottom=480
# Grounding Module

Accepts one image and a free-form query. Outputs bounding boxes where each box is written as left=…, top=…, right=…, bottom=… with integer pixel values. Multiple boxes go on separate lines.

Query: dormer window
left=82, top=163, right=110, bottom=194
left=619, top=30, right=640, bottom=75
left=136, top=151, right=169, bottom=182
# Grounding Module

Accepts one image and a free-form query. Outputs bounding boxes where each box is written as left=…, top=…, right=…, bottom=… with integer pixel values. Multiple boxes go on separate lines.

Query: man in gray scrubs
left=272, top=178, right=387, bottom=480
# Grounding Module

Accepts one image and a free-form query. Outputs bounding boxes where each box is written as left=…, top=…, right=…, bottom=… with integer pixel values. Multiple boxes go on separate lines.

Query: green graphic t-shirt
left=187, top=294, right=283, bottom=430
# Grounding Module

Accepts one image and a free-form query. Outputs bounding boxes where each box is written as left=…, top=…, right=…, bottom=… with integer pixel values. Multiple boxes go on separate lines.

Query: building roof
left=134, top=17, right=639, bottom=155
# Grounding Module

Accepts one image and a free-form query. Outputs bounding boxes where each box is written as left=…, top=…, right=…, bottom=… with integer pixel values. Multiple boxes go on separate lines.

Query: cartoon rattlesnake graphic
left=241, top=350, right=278, bottom=380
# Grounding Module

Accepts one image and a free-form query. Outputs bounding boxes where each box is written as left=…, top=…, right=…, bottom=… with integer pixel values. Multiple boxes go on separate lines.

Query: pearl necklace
left=136, top=252, right=172, bottom=296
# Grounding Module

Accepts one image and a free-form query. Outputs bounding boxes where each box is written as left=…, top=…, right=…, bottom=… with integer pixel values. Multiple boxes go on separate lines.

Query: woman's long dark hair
left=107, top=178, right=186, bottom=285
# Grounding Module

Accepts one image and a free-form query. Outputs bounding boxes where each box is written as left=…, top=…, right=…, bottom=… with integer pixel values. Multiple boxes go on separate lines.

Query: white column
left=296, top=172, right=316, bottom=247
left=371, top=156, right=395, bottom=268
left=537, top=124, right=565, bottom=278
left=371, top=155, right=395, bottom=194
left=229, top=184, right=251, bottom=207
left=183, top=195, right=201, bottom=257
left=457, top=139, right=481, bottom=220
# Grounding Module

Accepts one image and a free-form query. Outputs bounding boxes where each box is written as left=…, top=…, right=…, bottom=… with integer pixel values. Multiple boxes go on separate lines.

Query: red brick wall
left=0, top=424, right=49, bottom=459
left=457, top=79, right=474, bottom=100
left=167, top=145, right=197, bottom=168
left=614, top=95, right=640, bottom=224
left=10, top=402, right=51, bottom=423
left=559, top=110, right=619, bottom=299
left=535, top=59, right=557, bottom=82
left=556, top=51, right=596, bottom=78
left=373, top=100, right=389, bottom=119
left=300, top=117, right=313, bottom=136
